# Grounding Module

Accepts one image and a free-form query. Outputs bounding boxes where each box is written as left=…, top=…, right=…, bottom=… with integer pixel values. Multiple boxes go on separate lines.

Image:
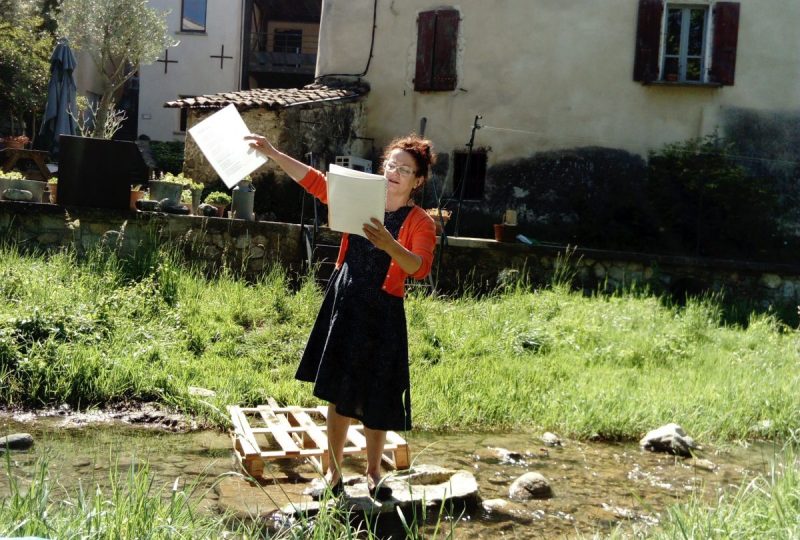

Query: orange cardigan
left=299, top=168, right=436, bottom=297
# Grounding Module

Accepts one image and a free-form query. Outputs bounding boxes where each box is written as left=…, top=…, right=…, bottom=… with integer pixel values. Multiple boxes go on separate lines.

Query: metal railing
left=249, top=31, right=318, bottom=74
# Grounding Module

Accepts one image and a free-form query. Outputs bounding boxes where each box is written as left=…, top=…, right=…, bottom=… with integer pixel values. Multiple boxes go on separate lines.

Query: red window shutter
left=431, top=9, right=459, bottom=91
left=710, top=2, right=740, bottom=85
left=415, top=10, right=437, bottom=91
left=633, top=0, right=664, bottom=82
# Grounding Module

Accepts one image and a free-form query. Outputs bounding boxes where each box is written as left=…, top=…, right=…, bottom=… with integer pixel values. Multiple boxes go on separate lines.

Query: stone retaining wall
left=2, top=201, right=798, bottom=312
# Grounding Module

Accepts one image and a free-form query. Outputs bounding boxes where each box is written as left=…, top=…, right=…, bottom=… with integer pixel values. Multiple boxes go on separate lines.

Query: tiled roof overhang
left=164, top=83, right=368, bottom=111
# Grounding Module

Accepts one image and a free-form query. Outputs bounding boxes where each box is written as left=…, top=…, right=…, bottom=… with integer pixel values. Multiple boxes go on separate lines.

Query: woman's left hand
left=363, top=218, right=396, bottom=252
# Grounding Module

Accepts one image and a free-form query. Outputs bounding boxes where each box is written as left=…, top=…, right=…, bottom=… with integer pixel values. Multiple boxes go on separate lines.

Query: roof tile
left=164, top=82, right=368, bottom=111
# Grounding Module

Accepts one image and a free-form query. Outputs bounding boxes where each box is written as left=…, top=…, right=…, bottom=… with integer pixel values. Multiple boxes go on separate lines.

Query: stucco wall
left=138, top=0, right=245, bottom=142
left=317, top=0, right=800, bottom=163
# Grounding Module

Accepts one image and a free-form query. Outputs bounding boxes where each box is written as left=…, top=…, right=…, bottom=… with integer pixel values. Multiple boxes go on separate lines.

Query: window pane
left=665, top=9, right=682, bottom=55
left=663, top=57, right=680, bottom=80
left=688, top=9, right=705, bottom=56
left=274, top=30, right=302, bottom=53
left=182, top=0, right=206, bottom=32
left=685, top=58, right=702, bottom=81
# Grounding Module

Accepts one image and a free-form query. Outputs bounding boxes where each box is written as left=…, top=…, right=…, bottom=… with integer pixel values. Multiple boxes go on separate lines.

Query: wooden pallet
left=229, top=398, right=410, bottom=478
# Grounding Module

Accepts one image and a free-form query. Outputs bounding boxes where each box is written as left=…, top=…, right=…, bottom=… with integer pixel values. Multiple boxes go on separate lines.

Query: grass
left=0, top=244, right=798, bottom=443
left=0, top=243, right=798, bottom=537
left=0, top=454, right=458, bottom=539
left=0, top=454, right=250, bottom=539
left=603, top=444, right=800, bottom=539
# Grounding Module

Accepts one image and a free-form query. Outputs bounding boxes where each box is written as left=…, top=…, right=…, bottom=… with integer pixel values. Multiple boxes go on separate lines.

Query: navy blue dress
left=296, top=206, right=413, bottom=431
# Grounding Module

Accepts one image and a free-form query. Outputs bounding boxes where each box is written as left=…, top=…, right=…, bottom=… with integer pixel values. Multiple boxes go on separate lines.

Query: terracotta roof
left=164, top=83, right=367, bottom=111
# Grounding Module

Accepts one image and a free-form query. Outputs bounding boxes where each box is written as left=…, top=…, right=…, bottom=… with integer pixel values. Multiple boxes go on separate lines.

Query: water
left=0, top=416, right=781, bottom=538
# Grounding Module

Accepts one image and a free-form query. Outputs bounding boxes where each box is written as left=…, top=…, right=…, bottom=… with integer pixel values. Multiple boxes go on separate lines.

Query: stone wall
left=182, top=101, right=370, bottom=185
left=2, top=201, right=798, bottom=317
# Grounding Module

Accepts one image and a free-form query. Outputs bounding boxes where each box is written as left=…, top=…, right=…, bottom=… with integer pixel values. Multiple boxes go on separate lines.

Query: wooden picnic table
left=1, top=148, right=54, bottom=180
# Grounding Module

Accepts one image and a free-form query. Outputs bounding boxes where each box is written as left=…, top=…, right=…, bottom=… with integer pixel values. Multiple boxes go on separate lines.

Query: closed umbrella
left=39, top=37, right=77, bottom=158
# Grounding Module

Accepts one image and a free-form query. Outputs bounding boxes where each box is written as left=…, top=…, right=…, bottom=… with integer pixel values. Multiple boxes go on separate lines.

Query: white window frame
left=659, top=3, right=713, bottom=83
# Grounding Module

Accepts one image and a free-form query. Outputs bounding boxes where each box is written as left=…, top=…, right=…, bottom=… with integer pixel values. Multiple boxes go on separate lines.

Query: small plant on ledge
left=204, top=191, right=232, bottom=206
left=204, top=191, right=232, bottom=217
left=0, top=171, right=25, bottom=181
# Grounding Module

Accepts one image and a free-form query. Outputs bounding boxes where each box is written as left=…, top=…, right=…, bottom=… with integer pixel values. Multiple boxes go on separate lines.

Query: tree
left=55, top=0, right=177, bottom=138
left=0, top=13, right=53, bottom=136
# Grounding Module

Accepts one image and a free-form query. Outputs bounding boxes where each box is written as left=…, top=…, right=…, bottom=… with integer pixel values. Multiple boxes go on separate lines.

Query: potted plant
left=47, top=177, right=58, bottom=204
left=148, top=172, right=184, bottom=205
left=204, top=191, right=232, bottom=217
left=130, top=184, right=146, bottom=211
left=425, top=208, right=452, bottom=235
left=493, top=209, right=518, bottom=242
left=1, top=135, right=30, bottom=150
left=0, top=170, right=47, bottom=202
left=185, top=180, right=204, bottom=214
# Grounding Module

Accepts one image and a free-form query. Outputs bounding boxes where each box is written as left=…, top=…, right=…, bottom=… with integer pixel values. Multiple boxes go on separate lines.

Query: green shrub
left=646, top=134, right=781, bottom=260
left=149, top=141, right=184, bottom=174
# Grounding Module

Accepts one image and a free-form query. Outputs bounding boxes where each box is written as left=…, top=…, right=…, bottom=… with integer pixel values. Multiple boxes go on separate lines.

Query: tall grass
left=0, top=244, right=798, bottom=443
left=602, top=444, right=800, bottom=539
left=0, top=455, right=251, bottom=538
left=0, top=455, right=456, bottom=539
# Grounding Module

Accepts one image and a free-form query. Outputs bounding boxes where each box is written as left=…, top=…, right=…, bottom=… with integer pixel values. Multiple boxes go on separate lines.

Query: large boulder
left=639, top=423, right=698, bottom=457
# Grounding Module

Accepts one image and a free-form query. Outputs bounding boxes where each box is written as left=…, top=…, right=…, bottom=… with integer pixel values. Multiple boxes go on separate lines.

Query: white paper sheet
left=187, top=104, right=268, bottom=188
left=326, top=164, right=387, bottom=237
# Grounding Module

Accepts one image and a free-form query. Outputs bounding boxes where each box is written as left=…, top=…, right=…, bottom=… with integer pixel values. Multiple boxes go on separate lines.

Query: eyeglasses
left=383, top=160, right=415, bottom=178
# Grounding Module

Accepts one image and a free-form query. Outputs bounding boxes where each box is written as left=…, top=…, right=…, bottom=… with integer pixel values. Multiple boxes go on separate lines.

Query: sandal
left=308, top=477, right=345, bottom=500
left=367, top=478, right=393, bottom=501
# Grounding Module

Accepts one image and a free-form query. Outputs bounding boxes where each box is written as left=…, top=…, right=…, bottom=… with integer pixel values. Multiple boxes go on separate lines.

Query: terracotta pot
left=130, top=189, right=145, bottom=211
left=212, top=203, right=227, bottom=217
left=433, top=216, right=450, bottom=235
left=2, top=136, right=29, bottom=150
left=48, top=184, right=57, bottom=204
left=494, top=224, right=518, bottom=242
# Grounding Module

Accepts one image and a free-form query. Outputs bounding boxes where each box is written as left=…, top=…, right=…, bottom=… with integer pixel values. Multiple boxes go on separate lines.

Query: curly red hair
left=381, top=134, right=436, bottom=179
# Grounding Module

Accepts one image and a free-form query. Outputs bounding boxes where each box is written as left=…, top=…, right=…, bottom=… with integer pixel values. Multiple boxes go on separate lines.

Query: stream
left=0, top=415, right=780, bottom=538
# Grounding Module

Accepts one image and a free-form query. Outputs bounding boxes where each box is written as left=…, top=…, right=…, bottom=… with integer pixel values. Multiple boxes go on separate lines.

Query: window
left=181, top=0, right=207, bottom=32
left=273, top=30, right=302, bottom=53
left=663, top=6, right=708, bottom=82
left=452, top=150, right=487, bottom=200
left=273, top=29, right=303, bottom=67
left=633, top=1, right=740, bottom=85
left=414, top=9, right=459, bottom=91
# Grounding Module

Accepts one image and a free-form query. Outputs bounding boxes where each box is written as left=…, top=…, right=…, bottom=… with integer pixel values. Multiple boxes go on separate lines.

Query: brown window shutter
left=415, top=10, right=437, bottom=91
left=431, top=9, right=459, bottom=91
left=633, top=0, right=664, bottom=82
left=710, top=2, right=740, bottom=85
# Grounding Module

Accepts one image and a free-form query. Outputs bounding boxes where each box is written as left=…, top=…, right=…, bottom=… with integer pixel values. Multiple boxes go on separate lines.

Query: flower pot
left=147, top=180, right=182, bottom=205
left=2, top=136, right=29, bottom=150
left=433, top=216, right=450, bottom=235
left=48, top=184, right=57, bottom=204
left=0, top=177, right=47, bottom=202
left=211, top=203, right=227, bottom=217
left=130, top=189, right=145, bottom=211
left=493, top=223, right=518, bottom=242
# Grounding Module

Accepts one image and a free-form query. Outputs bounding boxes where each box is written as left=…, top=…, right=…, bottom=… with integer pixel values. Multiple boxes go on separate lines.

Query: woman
left=246, top=133, right=436, bottom=499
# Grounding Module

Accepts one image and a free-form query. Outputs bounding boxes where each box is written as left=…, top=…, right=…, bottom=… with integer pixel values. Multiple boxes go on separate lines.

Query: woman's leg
left=364, top=427, right=387, bottom=486
left=325, top=404, right=350, bottom=484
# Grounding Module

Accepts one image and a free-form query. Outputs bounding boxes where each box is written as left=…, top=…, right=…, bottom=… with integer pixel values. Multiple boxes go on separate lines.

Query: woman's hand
left=362, top=218, right=396, bottom=252
left=363, top=218, right=423, bottom=275
left=244, top=133, right=278, bottom=158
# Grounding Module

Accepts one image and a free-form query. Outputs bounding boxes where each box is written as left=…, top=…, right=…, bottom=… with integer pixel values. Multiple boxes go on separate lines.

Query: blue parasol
left=39, top=37, right=78, bottom=158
